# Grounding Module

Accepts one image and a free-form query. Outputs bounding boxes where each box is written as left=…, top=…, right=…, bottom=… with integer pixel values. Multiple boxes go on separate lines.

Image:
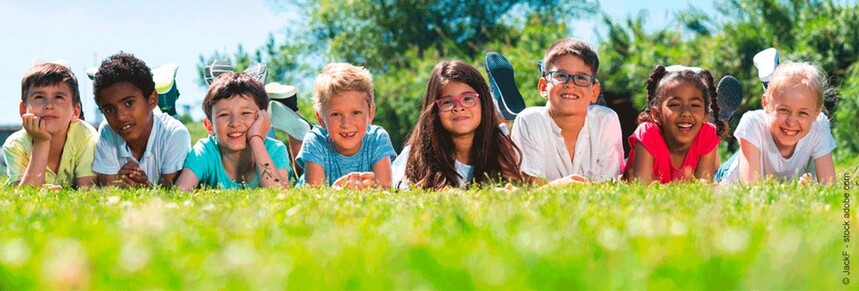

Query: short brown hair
left=542, top=38, right=599, bottom=75
left=202, top=72, right=269, bottom=119
left=313, top=63, right=374, bottom=113
left=21, top=63, right=81, bottom=105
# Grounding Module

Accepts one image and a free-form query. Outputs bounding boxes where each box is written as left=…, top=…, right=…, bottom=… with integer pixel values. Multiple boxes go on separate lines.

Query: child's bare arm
left=695, top=147, right=720, bottom=181
left=738, top=138, right=762, bottom=183
left=304, top=162, right=326, bottom=186
left=175, top=168, right=200, bottom=191
left=18, top=113, right=51, bottom=187
left=248, top=110, right=287, bottom=189
left=626, top=142, right=654, bottom=183
left=813, top=153, right=835, bottom=185
left=371, top=157, right=392, bottom=188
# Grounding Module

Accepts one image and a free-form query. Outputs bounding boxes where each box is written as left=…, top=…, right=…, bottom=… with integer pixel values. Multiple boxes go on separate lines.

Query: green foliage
left=0, top=182, right=852, bottom=289
left=833, top=63, right=859, bottom=160
left=304, top=0, right=598, bottom=71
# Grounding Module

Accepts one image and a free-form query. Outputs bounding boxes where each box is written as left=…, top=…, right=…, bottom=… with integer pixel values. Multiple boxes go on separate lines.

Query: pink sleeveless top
left=624, top=122, right=720, bottom=183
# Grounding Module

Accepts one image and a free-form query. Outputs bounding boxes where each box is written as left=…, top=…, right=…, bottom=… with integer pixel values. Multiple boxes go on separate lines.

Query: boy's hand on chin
left=21, top=113, right=51, bottom=143
left=248, top=110, right=271, bottom=141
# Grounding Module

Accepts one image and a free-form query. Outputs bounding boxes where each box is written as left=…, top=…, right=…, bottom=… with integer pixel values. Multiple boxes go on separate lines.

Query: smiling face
left=97, top=82, right=157, bottom=145
left=437, top=81, right=482, bottom=139
left=651, top=81, right=707, bottom=149
left=539, top=54, right=600, bottom=117
left=316, top=90, right=375, bottom=156
left=20, top=83, right=81, bottom=136
left=204, top=94, right=260, bottom=153
left=763, top=77, right=821, bottom=155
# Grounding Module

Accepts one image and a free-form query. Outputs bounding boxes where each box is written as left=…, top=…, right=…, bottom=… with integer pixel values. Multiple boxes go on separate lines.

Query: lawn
left=0, top=176, right=856, bottom=289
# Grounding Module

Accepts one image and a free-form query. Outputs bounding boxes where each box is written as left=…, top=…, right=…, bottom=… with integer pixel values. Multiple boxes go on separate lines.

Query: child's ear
left=649, top=107, right=661, bottom=124
left=147, top=91, right=158, bottom=110
left=70, top=103, right=81, bottom=122
left=538, top=78, right=549, bottom=98
left=368, top=104, right=376, bottom=123
left=761, top=94, right=769, bottom=109
left=203, top=118, right=215, bottom=136
left=315, top=111, right=327, bottom=129
left=19, top=102, right=25, bottom=116
left=591, top=83, right=601, bottom=103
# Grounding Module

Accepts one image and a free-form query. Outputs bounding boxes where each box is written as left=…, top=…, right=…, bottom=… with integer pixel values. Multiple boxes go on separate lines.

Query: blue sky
left=0, top=0, right=716, bottom=125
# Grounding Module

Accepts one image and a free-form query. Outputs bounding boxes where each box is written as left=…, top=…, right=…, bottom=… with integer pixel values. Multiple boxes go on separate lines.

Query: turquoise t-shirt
left=296, top=125, right=396, bottom=186
left=183, top=135, right=292, bottom=189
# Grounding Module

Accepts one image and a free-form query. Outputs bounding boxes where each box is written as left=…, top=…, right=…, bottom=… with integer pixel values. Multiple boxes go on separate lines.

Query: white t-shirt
left=510, top=105, right=623, bottom=182
left=93, top=112, right=192, bottom=184
left=391, top=145, right=473, bottom=190
left=720, top=109, right=836, bottom=184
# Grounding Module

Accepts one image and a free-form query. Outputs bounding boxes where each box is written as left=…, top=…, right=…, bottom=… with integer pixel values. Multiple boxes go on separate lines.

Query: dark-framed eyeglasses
left=542, top=71, right=598, bottom=87
left=435, top=93, right=480, bottom=111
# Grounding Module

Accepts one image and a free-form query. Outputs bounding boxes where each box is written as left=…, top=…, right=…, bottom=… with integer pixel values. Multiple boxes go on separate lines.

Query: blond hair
left=313, top=63, right=374, bottom=112
left=766, top=62, right=828, bottom=109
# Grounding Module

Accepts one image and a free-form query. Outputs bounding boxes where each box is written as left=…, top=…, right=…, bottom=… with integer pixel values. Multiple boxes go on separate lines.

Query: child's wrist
left=248, top=134, right=265, bottom=142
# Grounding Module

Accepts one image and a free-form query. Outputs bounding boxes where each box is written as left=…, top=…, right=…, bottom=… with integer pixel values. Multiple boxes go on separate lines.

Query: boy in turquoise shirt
left=175, top=72, right=291, bottom=190
left=296, top=63, right=396, bottom=188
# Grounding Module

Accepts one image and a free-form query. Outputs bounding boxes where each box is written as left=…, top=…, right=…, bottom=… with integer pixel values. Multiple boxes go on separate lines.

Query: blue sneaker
left=485, top=52, right=526, bottom=121
left=716, top=75, right=743, bottom=122
left=244, top=63, right=268, bottom=84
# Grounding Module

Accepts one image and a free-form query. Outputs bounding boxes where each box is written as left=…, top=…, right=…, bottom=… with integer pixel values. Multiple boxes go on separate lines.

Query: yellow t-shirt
left=2, top=120, right=98, bottom=187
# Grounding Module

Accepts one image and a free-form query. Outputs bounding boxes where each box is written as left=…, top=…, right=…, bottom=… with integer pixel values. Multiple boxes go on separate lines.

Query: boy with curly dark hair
left=92, top=52, right=191, bottom=187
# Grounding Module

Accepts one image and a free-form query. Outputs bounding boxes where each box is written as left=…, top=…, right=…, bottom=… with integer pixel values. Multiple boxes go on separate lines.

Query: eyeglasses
left=435, top=93, right=479, bottom=111
left=542, top=71, right=598, bottom=87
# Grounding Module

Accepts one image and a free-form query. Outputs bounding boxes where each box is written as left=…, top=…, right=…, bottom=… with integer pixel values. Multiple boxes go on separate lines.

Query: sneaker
left=204, top=60, right=233, bottom=85
left=153, top=64, right=180, bottom=116
left=716, top=75, right=743, bottom=121
left=485, top=52, right=526, bottom=121
left=266, top=82, right=299, bottom=112
left=244, top=63, right=268, bottom=84
left=753, top=48, right=779, bottom=89
left=85, top=67, right=98, bottom=81
left=269, top=100, right=312, bottom=141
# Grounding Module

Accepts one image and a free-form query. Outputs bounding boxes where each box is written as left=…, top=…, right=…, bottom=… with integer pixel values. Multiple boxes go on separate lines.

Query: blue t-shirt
left=183, top=135, right=292, bottom=189
left=296, top=125, right=396, bottom=186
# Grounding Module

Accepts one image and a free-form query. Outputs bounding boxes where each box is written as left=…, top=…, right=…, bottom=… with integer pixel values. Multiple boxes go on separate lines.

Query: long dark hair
left=404, top=60, right=524, bottom=189
left=639, top=65, right=729, bottom=138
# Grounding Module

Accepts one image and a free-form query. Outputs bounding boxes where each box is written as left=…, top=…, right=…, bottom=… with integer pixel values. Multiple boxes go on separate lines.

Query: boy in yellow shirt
left=3, top=63, right=98, bottom=188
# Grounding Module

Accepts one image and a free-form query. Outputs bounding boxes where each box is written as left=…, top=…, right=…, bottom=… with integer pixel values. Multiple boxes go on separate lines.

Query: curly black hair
left=93, top=52, right=155, bottom=104
left=638, top=65, right=729, bottom=138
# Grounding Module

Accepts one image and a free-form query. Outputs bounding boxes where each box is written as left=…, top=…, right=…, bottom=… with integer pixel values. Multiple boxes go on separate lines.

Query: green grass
left=0, top=178, right=856, bottom=289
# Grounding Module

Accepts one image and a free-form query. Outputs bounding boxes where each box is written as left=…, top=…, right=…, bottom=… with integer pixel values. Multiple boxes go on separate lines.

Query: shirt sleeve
left=295, top=130, right=328, bottom=169
left=510, top=111, right=545, bottom=179
left=733, top=111, right=763, bottom=150
left=2, top=134, right=28, bottom=185
left=391, top=145, right=410, bottom=189
left=92, top=122, right=120, bottom=175
left=369, top=126, right=396, bottom=164
left=183, top=139, right=211, bottom=182
left=596, top=110, right=624, bottom=181
left=810, top=114, right=837, bottom=159
left=74, top=124, right=98, bottom=178
left=696, top=123, right=721, bottom=155
left=266, top=139, right=291, bottom=170
left=161, top=125, right=192, bottom=174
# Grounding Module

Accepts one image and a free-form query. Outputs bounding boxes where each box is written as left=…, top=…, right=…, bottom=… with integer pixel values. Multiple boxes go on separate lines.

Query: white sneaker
left=269, top=100, right=312, bottom=140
